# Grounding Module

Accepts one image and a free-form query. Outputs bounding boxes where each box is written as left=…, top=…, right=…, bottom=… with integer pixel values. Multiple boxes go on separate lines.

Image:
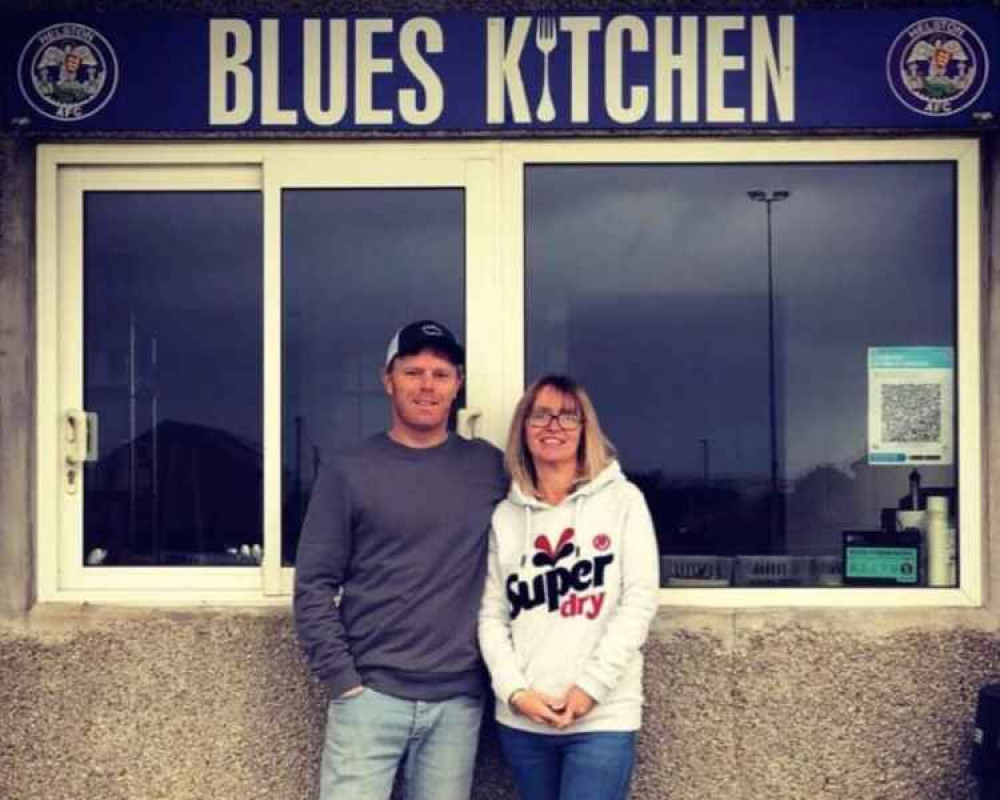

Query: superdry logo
left=533, top=528, right=575, bottom=567
left=507, top=527, right=613, bottom=620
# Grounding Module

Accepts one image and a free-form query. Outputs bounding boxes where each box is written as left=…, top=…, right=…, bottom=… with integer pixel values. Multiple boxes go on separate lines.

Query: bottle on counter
left=926, top=496, right=955, bottom=587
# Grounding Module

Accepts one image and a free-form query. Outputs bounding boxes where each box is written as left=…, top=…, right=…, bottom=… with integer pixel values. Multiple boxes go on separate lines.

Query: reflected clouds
left=526, top=162, right=957, bottom=556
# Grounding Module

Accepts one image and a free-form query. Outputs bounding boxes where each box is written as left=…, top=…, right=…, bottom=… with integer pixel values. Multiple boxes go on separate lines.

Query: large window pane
left=525, top=163, right=957, bottom=587
left=83, top=192, right=263, bottom=566
left=282, top=189, right=465, bottom=565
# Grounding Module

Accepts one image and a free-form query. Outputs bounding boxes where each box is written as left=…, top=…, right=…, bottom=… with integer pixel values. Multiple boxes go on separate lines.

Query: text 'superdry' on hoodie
left=478, top=460, right=660, bottom=735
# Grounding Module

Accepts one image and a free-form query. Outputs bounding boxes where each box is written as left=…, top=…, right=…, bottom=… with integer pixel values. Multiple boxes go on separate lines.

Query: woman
left=479, top=375, right=660, bottom=800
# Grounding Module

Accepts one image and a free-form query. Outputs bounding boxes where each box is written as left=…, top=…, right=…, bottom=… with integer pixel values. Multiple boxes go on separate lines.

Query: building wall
left=2, top=607, right=1000, bottom=799
left=0, top=131, right=1000, bottom=800
left=0, top=136, right=35, bottom=616
left=2, top=1, right=1000, bottom=797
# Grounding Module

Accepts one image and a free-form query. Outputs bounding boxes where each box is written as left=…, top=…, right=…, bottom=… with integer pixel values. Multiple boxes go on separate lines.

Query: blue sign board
left=1, top=10, right=997, bottom=132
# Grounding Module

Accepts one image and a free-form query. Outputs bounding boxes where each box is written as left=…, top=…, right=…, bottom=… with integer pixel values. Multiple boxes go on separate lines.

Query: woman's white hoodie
left=478, top=460, right=660, bottom=734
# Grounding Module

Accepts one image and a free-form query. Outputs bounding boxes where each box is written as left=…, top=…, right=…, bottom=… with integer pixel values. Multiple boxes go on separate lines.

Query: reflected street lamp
left=748, top=189, right=790, bottom=550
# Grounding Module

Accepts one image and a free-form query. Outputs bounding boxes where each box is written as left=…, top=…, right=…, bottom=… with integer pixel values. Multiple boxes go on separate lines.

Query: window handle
left=65, top=410, right=99, bottom=495
left=65, top=410, right=99, bottom=464
left=457, top=408, right=482, bottom=440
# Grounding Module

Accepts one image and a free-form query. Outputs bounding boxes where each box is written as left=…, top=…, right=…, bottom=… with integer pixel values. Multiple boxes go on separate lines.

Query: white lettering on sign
left=355, top=19, right=394, bottom=124
left=486, top=14, right=795, bottom=126
left=210, top=19, right=253, bottom=125
left=706, top=16, right=745, bottom=123
left=302, top=19, right=347, bottom=126
left=399, top=18, right=444, bottom=125
left=486, top=17, right=531, bottom=123
left=208, top=14, right=794, bottom=128
left=303, top=20, right=347, bottom=125
left=262, top=19, right=297, bottom=125
left=751, top=16, right=794, bottom=122
left=208, top=17, right=446, bottom=126
left=605, top=16, right=649, bottom=124
left=561, top=16, right=600, bottom=122
left=655, top=16, right=699, bottom=123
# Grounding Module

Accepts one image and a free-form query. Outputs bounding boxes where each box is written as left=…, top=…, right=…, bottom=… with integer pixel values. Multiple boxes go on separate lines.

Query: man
left=294, top=320, right=507, bottom=800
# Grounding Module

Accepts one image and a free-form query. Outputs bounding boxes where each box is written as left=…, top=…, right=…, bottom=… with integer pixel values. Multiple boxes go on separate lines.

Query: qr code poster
left=868, top=347, right=954, bottom=466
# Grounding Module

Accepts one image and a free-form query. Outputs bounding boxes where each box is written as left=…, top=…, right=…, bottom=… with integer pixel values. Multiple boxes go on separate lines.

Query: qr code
left=881, top=383, right=941, bottom=443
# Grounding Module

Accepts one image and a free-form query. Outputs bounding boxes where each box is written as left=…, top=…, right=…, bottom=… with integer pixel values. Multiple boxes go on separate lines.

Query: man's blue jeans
left=318, top=687, right=483, bottom=800
left=497, top=724, right=637, bottom=800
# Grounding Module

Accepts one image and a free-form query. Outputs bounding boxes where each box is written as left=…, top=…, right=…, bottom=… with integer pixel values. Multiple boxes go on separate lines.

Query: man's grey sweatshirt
left=294, top=433, right=507, bottom=701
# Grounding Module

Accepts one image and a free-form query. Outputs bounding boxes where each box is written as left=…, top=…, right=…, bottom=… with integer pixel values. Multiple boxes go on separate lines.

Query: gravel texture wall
left=2, top=608, right=998, bottom=800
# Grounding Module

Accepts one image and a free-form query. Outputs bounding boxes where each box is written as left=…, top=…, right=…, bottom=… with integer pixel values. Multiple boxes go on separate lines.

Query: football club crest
left=17, top=23, right=119, bottom=122
left=887, top=17, right=989, bottom=117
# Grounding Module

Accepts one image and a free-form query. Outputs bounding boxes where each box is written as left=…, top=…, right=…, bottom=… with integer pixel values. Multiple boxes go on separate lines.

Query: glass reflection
left=282, top=189, right=465, bottom=565
left=83, top=192, right=263, bottom=566
left=525, top=163, right=957, bottom=587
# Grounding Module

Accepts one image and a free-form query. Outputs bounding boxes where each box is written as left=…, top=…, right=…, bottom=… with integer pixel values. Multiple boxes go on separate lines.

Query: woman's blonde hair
left=505, top=374, right=617, bottom=497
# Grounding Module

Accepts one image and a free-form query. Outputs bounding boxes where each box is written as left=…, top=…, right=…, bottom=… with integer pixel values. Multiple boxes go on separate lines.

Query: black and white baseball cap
left=385, top=320, right=464, bottom=368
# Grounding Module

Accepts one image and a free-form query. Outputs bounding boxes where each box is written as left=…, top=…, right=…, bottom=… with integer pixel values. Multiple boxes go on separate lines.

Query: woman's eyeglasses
left=526, top=410, right=583, bottom=431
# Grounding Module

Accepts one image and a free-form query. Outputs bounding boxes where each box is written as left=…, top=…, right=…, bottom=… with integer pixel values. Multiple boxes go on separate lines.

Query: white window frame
left=264, top=144, right=505, bottom=597
left=36, top=138, right=983, bottom=607
left=36, top=142, right=505, bottom=605
left=500, top=138, right=983, bottom=609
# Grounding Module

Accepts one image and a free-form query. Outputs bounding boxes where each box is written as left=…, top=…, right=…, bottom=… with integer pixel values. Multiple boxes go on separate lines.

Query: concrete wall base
left=1, top=608, right=995, bottom=800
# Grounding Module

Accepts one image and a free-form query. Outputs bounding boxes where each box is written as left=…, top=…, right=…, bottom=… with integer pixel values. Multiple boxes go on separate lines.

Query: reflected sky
left=282, top=188, right=465, bottom=456
left=525, top=162, right=956, bottom=481
left=81, top=166, right=960, bottom=561
left=83, top=191, right=264, bottom=564
left=85, top=191, right=263, bottom=450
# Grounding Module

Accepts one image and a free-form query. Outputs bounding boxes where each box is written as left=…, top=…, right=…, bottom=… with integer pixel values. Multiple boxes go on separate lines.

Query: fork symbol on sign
left=535, top=16, right=557, bottom=123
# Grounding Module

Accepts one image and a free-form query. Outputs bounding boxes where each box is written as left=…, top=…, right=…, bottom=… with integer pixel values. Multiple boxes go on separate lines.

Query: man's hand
left=510, top=689, right=566, bottom=727
left=552, top=685, right=596, bottom=729
left=338, top=685, right=365, bottom=699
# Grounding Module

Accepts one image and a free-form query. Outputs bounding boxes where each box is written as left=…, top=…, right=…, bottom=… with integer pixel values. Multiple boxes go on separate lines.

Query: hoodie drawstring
left=521, top=505, right=532, bottom=567
left=573, top=494, right=585, bottom=556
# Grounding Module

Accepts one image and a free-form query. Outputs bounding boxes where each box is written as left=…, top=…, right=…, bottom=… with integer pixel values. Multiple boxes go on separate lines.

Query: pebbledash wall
left=2, top=2, right=1000, bottom=799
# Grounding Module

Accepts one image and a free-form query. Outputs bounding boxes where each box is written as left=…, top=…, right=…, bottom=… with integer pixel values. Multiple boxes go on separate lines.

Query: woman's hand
left=552, top=685, right=596, bottom=728
left=512, top=685, right=596, bottom=729
left=510, top=689, right=567, bottom=727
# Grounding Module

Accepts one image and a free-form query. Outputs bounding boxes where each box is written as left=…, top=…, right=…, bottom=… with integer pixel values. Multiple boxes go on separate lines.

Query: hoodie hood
left=507, top=460, right=626, bottom=568
left=507, top=459, right=625, bottom=508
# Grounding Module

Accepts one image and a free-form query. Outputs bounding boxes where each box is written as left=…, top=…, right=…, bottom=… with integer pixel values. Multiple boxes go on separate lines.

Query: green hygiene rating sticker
left=845, top=547, right=919, bottom=584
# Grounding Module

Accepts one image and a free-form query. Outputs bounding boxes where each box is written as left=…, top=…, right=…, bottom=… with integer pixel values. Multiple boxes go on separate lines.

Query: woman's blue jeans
left=497, top=723, right=636, bottom=800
